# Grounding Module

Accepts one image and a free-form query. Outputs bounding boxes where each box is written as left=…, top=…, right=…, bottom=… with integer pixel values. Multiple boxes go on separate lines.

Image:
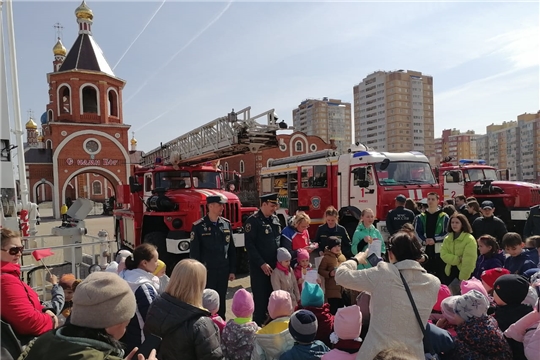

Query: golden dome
left=53, top=38, right=67, bottom=56
left=130, top=136, right=138, bottom=146
left=37, top=134, right=44, bottom=142
left=25, top=118, right=38, bottom=130
left=75, top=1, right=93, bottom=21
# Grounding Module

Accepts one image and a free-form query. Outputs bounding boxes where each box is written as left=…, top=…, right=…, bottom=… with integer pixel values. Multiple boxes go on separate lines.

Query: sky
left=4, top=0, right=540, bottom=152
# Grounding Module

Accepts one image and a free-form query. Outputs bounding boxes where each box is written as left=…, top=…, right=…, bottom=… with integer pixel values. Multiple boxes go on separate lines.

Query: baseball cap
left=481, top=201, right=494, bottom=210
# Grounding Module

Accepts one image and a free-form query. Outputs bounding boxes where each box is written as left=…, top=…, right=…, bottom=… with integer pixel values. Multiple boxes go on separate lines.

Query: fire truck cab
left=436, top=158, right=540, bottom=232
left=261, top=145, right=441, bottom=240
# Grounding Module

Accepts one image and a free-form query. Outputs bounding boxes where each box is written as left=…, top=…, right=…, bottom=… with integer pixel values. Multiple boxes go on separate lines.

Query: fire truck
left=260, top=144, right=442, bottom=240
left=435, top=158, right=540, bottom=232
left=113, top=107, right=286, bottom=272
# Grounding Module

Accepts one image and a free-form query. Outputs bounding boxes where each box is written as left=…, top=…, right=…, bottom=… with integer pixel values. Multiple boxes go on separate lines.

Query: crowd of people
left=1, top=190, right=540, bottom=360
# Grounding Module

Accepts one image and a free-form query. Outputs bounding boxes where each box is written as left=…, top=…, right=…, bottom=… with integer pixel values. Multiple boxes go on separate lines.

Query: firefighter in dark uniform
left=190, top=195, right=236, bottom=319
left=244, top=193, right=281, bottom=326
left=524, top=204, right=540, bottom=238
left=386, top=194, right=416, bottom=235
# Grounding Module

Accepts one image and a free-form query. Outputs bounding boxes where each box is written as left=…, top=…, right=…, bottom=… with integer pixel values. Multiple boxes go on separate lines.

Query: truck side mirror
left=129, top=176, right=142, bottom=193
left=351, top=168, right=370, bottom=188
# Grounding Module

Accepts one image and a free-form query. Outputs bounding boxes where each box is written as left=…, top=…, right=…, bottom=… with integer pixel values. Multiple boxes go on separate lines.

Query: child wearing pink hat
left=221, top=289, right=260, bottom=360
left=293, top=248, right=317, bottom=294
left=322, top=305, right=362, bottom=360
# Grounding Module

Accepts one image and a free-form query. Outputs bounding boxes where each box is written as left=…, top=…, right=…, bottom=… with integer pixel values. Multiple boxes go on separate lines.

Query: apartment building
left=476, top=112, right=540, bottom=182
left=353, top=70, right=435, bottom=164
left=434, top=129, right=481, bottom=165
left=292, top=97, right=352, bottom=154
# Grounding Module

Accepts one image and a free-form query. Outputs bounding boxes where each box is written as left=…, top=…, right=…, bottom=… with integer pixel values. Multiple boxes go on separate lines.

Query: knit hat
left=493, top=274, right=530, bottom=305
left=153, top=260, right=166, bottom=276
left=297, top=248, right=309, bottom=261
left=70, top=272, right=136, bottom=329
left=481, top=267, right=510, bottom=289
left=460, top=278, right=489, bottom=300
left=326, top=237, right=341, bottom=250
left=289, top=309, right=318, bottom=343
left=301, top=282, right=324, bottom=308
left=202, top=289, right=220, bottom=315
left=333, top=305, right=362, bottom=340
left=277, top=247, right=291, bottom=262
left=268, top=290, right=294, bottom=319
left=433, top=285, right=451, bottom=312
left=231, top=289, right=255, bottom=318
left=59, top=274, right=76, bottom=290
left=441, top=290, right=489, bottom=323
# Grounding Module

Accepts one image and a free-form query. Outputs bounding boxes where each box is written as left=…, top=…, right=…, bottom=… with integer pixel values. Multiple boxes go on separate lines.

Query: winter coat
left=299, top=304, right=334, bottom=348
left=321, top=340, right=362, bottom=360
left=221, top=320, right=259, bottom=360
left=318, top=250, right=346, bottom=299
left=504, top=306, right=540, bottom=360
left=451, top=315, right=512, bottom=360
left=271, top=267, right=300, bottom=305
left=472, top=251, right=505, bottom=280
left=504, top=252, right=537, bottom=275
left=279, top=341, right=329, bottom=360
left=251, top=317, right=295, bottom=360
left=144, top=292, right=223, bottom=360
left=440, top=232, right=478, bottom=280
left=293, top=264, right=315, bottom=294
left=119, top=268, right=159, bottom=353
left=18, top=327, right=125, bottom=360
left=494, top=303, right=533, bottom=360
left=0, top=261, right=54, bottom=338
left=210, top=314, right=226, bottom=333
left=335, top=259, right=440, bottom=360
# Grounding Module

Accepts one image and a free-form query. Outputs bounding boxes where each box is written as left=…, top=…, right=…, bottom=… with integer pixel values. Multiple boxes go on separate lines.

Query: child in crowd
left=481, top=267, right=510, bottom=295
left=318, top=237, right=346, bottom=314
left=492, top=274, right=534, bottom=359
left=430, top=285, right=451, bottom=321
left=299, top=282, right=333, bottom=347
left=280, top=310, right=329, bottom=360
left=351, top=209, right=386, bottom=268
left=203, top=289, right=226, bottom=333
left=153, top=260, right=169, bottom=294
left=502, top=232, right=536, bottom=275
left=271, top=248, right=300, bottom=306
left=221, top=289, right=260, bottom=360
left=438, top=290, right=512, bottom=359
left=252, top=290, right=295, bottom=360
left=55, top=274, right=79, bottom=325
left=473, top=235, right=504, bottom=280
left=105, top=249, right=132, bottom=273
left=41, top=274, right=65, bottom=318
left=322, top=305, right=363, bottom=360
left=294, top=249, right=317, bottom=294
left=524, top=235, right=540, bottom=267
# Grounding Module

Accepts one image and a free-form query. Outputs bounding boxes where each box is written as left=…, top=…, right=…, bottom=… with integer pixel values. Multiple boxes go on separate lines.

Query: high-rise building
left=292, top=98, right=352, bottom=153
left=434, top=129, right=481, bottom=165
left=353, top=70, right=435, bottom=163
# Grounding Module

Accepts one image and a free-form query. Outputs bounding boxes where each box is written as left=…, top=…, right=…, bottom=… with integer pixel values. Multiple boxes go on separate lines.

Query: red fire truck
left=260, top=145, right=442, bottom=240
left=114, top=107, right=285, bottom=271
left=435, top=158, right=540, bottom=232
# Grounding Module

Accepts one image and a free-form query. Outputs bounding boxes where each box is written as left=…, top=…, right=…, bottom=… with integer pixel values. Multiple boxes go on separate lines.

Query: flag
left=32, top=248, right=54, bottom=261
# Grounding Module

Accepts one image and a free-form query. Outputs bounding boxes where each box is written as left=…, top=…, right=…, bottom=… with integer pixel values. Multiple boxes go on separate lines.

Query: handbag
left=399, top=272, right=439, bottom=359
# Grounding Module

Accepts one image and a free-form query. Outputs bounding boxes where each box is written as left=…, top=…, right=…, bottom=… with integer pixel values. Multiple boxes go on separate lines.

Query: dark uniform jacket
left=190, top=215, right=236, bottom=273
left=313, top=223, right=353, bottom=258
left=244, top=210, right=281, bottom=269
left=386, top=206, right=415, bottom=235
left=472, top=216, right=508, bottom=245
left=523, top=205, right=540, bottom=238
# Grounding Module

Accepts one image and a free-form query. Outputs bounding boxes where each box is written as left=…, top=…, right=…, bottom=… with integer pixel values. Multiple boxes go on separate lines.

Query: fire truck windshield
left=464, top=169, right=498, bottom=182
left=155, top=171, right=221, bottom=189
left=376, top=161, right=436, bottom=185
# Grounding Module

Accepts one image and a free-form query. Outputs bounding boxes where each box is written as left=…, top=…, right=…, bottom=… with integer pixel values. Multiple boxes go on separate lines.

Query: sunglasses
left=1, top=246, right=24, bottom=255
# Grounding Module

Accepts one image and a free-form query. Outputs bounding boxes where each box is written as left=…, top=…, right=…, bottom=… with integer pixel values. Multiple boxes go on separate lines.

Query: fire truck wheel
left=236, top=247, right=249, bottom=274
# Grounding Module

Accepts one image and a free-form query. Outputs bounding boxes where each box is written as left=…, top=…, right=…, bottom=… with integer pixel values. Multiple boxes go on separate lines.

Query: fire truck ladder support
left=268, top=149, right=339, bottom=167
left=142, top=107, right=282, bottom=166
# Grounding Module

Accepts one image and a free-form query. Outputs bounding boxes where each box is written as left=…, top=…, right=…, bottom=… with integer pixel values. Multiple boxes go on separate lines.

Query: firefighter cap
left=207, top=195, right=227, bottom=204
left=260, top=193, right=279, bottom=204
left=395, top=194, right=407, bottom=203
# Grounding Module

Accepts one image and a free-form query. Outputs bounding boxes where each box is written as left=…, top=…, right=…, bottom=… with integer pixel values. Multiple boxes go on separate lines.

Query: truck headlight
left=178, top=241, right=190, bottom=251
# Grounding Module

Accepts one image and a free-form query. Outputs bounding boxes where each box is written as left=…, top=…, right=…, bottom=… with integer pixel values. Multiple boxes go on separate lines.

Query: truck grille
left=531, top=189, right=540, bottom=206
left=223, top=202, right=239, bottom=224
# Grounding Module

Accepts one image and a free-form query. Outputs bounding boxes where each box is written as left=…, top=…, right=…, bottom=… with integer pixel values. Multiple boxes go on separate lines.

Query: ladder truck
left=113, top=107, right=286, bottom=273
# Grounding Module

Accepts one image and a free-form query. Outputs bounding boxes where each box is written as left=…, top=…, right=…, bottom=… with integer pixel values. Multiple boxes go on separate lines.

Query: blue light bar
left=353, top=151, right=370, bottom=158
left=459, top=159, right=486, bottom=165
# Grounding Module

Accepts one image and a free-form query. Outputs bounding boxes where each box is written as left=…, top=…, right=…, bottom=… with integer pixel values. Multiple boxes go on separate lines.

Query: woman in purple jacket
left=473, top=235, right=505, bottom=279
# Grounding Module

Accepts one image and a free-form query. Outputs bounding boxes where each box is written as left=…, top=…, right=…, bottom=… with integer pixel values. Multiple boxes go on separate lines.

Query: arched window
left=108, top=89, right=118, bottom=117
left=224, top=162, right=229, bottom=180
left=46, top=140, right=52, bottom=149
left=47, top=109, right=54, bottom=122
left=92, top=180, right=102, bottom=195
left=59, top=86, right=71, bottom=114
left=239, top=160, right=245, bottom=174
left=295, top=141, right=303, bottom=152
left=82, top=86, right=98, bottom=114
left=267, top=158, right=274, bottom=167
